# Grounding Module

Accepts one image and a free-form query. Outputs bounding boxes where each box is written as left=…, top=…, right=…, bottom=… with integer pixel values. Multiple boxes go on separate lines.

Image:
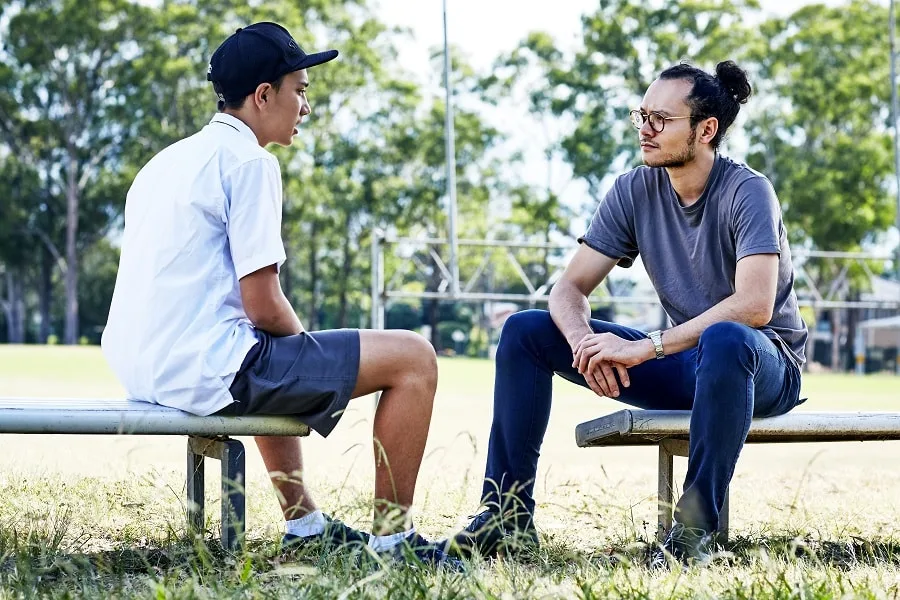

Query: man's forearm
left=549, top=280, right=594, bottom=350
left=660, top=293, right=767, bottom=355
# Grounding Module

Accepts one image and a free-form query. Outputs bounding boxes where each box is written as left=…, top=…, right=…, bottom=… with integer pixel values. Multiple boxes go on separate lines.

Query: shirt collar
left=209, top=113, right=260, bottom=145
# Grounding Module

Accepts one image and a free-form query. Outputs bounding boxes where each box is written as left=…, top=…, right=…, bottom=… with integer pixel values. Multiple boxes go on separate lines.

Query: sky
left=373, top=0, right=832, bottom=74
left=367, top=0, right=868, bottom=230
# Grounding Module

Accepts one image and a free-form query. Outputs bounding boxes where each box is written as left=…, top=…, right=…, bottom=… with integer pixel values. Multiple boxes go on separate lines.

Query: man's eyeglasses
left=630, top=109, right=692, bottom=133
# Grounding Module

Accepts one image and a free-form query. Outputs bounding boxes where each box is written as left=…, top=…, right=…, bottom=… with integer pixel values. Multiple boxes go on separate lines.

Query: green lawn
left=2, top=343, right=897, bottom=406
left=1, top=345, right=900, bottom=598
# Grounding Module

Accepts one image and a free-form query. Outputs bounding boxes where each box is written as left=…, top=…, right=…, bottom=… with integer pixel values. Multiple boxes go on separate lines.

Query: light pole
left=442, top=0, right=460, bottom=296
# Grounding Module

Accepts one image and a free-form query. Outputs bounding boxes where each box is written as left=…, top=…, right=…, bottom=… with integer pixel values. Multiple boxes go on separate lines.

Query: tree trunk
left=64, top=147, right=79, bottom=344
left=829, top=307, right=843, bottom=372
left=13, top=273, right=24, bottom=343
left=282, top=237, right=294, bottom=308
left=844, top=295, right=860, bottom=372
left=39, top=246, right=52, bottom=343
left=307, top=227, right=319, bottom=331
left=803, top=322, right=815, bottom=372
left=4, top=269, right=25, bottom=344
left=337, top=214, right=354, bottom=329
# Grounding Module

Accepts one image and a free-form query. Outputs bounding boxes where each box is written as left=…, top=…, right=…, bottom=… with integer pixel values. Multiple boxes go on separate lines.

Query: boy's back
left=102, top=114, right=285, bottom=415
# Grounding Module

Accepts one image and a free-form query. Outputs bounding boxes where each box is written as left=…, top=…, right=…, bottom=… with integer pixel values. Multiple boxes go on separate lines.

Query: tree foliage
left=0, top=0, right=894, bottom=359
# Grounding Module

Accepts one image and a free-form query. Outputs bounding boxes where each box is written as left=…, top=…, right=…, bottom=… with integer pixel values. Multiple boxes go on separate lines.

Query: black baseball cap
left=207, top=22, right=338, bottom=104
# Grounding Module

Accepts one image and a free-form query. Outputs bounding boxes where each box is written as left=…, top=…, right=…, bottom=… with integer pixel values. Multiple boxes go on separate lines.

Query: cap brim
left=293, top=49, right=338, bottom=70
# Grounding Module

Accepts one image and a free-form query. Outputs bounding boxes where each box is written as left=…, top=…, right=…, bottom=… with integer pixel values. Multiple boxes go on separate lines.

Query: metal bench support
left=186, top=435, right=246, bottom=551
left=657, top=438, right=728, bottom=543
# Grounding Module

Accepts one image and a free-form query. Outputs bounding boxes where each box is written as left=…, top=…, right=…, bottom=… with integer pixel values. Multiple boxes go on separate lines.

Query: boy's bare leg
left=254, top=436, right=318, bottom=520
left=253, top=329, right=436, bottom=532
left=351, top=330, right=436, bottom=534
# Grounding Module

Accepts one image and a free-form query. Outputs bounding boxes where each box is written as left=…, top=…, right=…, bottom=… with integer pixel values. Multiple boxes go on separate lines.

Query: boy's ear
left=252, top=83, right=273, bottom=108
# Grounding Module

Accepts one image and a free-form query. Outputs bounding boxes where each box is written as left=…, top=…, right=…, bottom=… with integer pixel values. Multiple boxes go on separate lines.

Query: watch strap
left=648, top=330, right=665, bottom=359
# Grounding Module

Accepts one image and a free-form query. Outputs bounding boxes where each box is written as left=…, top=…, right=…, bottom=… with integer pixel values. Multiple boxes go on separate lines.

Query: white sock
left=285, top=510, right=327, bottom=538
left=368, top=527, right=415, bottom=552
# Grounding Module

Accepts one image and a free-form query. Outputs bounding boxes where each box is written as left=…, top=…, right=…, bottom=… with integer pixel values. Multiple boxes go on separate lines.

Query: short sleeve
left=733, top=177, right=782, bottom=260
left=577, top=178, right=639, bottom=267
left=223, top=157, right=287, bottom=279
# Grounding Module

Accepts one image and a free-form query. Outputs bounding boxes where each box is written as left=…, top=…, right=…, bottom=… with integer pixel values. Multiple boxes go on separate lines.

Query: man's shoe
left=386, top=532, right=465, bottom=570
left=443, top=508, right=539, bottom=559
left=281, top=514, right=369, bottom=553
left=649, top=522, right=714, bottom=569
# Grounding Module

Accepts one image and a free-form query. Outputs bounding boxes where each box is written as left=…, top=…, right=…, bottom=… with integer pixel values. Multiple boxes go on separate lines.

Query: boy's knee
left=396, top=330, right=437, bottom=379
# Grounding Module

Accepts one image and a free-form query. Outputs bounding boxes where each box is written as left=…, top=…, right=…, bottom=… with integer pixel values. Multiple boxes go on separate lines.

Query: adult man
left=447, top=61, right=807, bottom=564
left=102, top=22, right=457, bottom=567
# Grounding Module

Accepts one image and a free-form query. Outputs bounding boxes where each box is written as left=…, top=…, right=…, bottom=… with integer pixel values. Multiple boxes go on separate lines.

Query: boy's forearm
left=253, top=293, right=304, bottom=337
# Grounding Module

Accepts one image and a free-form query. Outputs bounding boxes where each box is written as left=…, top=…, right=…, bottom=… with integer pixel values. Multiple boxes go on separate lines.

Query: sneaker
left=443, top=508, right=539, bottom=559
left=385, top=532, right=465, bottom=570
left=281, top=514, right=369, bottom=553
left=649, top=522, right=714, bottom=569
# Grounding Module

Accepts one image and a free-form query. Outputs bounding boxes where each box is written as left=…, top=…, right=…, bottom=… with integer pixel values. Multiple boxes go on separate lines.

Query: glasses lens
left=649, top=113, right=665, bottom=132
left=630, top=110, right=643, bottom=129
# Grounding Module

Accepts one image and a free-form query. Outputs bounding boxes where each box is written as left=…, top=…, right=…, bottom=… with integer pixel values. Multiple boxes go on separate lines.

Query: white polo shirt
left=102, top=113, right=286, bottom=415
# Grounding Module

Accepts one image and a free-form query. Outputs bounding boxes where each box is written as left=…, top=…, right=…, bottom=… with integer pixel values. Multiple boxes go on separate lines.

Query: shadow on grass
left=727, top=534, right=900, bottom=568
left=5, top=524, right=900, bottom=597
left=574, top=533, right=900, bottom=571
left=0, top=521, right=470, bottom=597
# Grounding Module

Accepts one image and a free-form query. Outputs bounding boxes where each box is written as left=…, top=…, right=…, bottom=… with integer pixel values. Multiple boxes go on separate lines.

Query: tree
left=0, top=0, right=568, bottom=347
left=0, top=0, right=159, bottom=344
left=0, top=157, right=40, bottom=342
left=492, top=0, right=760, bottom=204
left=476, top=1, right=759, bottom=321
left=745, top=0, right=897, bottom=369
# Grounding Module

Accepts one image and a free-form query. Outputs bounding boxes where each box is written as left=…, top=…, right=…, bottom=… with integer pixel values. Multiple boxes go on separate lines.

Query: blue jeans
left=482, top=309, right=802, bottom=532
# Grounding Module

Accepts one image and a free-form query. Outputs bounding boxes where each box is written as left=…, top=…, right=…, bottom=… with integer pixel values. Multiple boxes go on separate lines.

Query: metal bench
left=576, top=409, right=900, bottom=541
left=0, top=397, right=310, bottom=550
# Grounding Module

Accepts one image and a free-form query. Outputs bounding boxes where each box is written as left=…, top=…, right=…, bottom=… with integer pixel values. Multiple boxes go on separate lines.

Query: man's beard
left=643, top=127, right=697, bottom=168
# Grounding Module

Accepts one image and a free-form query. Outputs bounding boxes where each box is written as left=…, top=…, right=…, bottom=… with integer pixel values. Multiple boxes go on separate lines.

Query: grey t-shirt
left=579, top=155, right=807, bottom=368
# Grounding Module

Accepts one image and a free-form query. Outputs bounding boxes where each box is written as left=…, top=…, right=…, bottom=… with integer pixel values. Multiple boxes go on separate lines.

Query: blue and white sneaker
left=384, top=532, right=465, bottom=571
left=649, top=522, right=715, bottom=569
left=443, top=508, right=539, bottom=559
left=281, top=514, right=369, bottom=553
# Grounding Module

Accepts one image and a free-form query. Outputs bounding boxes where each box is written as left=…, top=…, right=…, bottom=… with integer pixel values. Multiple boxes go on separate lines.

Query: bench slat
left=576, top=409, right=900, bottom=447
left=0, top=398, right=188, bottom=412
left=0, top=398, right=310, bottom=437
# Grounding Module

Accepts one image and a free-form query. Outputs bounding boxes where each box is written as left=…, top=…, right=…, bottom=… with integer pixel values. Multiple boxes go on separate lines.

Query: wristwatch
left=647, top=330, right=665, bottom=359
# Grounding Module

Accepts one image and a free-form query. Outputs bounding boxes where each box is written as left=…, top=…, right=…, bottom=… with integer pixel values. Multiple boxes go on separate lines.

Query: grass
left=1, top=345, right=900, bottom=598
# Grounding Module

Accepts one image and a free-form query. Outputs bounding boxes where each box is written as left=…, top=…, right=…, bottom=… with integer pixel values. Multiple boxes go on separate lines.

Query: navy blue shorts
left=220, top=329, right=360, bottom=437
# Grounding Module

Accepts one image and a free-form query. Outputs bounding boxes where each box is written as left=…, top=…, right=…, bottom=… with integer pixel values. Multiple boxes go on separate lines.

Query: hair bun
left=715, top=60, right=752, bottom=104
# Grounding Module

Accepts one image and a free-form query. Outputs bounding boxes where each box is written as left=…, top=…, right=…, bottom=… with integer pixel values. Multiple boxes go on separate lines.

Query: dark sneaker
left=281, top=514, right=369, bottom=553
left=649, top=522, right=714, bottom=569
left=443, top=509, right=539, bottom=559
left=386, top=532, right=465, bottom=571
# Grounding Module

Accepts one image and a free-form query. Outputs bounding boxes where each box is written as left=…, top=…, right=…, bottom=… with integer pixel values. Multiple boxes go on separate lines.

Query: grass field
left=1, top=344, right=900, bottom=598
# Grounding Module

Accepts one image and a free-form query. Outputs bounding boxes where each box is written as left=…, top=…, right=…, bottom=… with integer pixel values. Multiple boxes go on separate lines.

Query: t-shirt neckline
left=665, top=153, right=723, bottom=214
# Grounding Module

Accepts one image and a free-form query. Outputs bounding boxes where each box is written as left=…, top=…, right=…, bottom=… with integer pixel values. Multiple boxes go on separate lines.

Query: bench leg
left=187, top=436, right=246, bottom=551
left=187, top=442, right=205, bottom=538
left=657, top=442, right=674, bottom=542
left=220, top=438, right=246, bottom=552
left=656, top=439, right=730, bottom=543
left=657, top=439, right=689, bottom=542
